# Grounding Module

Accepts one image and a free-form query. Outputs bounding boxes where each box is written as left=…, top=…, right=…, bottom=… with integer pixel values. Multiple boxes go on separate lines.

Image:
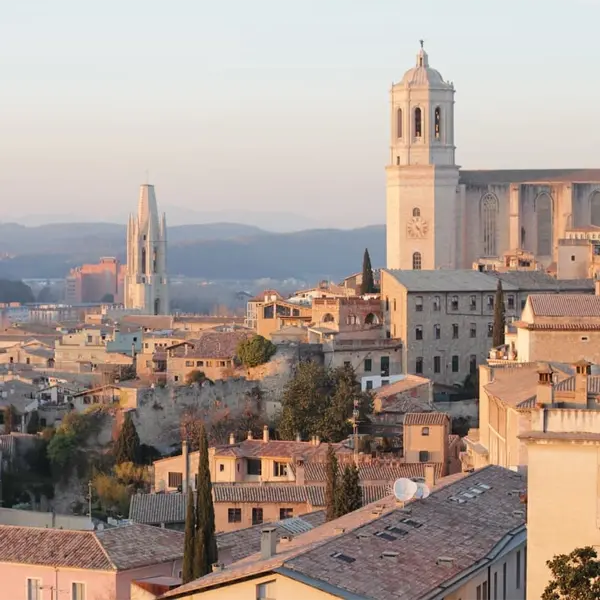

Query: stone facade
left=386, top=46, right=600, bottom=270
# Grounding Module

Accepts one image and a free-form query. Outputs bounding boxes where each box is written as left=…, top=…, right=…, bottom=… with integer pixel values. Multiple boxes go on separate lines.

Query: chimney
left=296, top=432, right=301, bottom=442
left=211, top=562, right=223, bottom=572
left=229, top=432, right=235, bottom=445
left=182, top=440, right=190, bottom=490
left=424, top=464, right=436, bottom=490
left=295, top=459, right=305, bottom=486
left=261, top=527, right=277, bottom=560
left=263, top=425, right=269, bottom=443
left=574, top=359, right=591, bottom=407
left=595, top=279, right=600, bottom=296
left=247, top=430, right=253, bottom=441
left=536, top=363, right=555, bottom=407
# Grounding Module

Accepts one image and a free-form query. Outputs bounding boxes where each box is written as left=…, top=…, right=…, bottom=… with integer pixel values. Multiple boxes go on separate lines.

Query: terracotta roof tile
left=529, top=294, right=600, bottom=317
left=169, top=331, right=251, bottom=359
left=213, top=439, right=352, bottom=460
left=301, top=462, right=443, bottom=484
left=404, top=412, right=449, bottom=426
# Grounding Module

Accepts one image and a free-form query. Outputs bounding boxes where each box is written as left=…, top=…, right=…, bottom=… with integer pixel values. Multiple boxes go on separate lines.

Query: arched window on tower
left=536, top=193, right=553, bottom=256
left=141, top=248, right=147, bottom=275
left=414, top=107, right=422, bottom=138
left=591, top=192, right=600, bottom=226
left=412, top=252, right=422, bottom=270
left=412, top=207, right=420, bottom=218
left=434, top=107, right=441, bottom=140
left=397, top=108, right=402, bottom=138
left=481, top=193, right=499, bottom=257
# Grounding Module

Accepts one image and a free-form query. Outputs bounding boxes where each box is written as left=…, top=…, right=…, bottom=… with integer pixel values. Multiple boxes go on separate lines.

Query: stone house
left=245, top=290, right=312, bottom=339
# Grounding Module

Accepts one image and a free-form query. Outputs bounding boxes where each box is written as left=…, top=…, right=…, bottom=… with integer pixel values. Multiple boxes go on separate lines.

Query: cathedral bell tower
left=386, top=43, right=460, bottom=270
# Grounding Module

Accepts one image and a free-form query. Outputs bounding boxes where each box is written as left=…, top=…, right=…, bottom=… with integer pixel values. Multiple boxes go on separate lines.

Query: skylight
left=375, top=531, right=397, bottom=541
left=331, top=552, right=355, bottom=564
left=400, top=518, right=423, bottom=529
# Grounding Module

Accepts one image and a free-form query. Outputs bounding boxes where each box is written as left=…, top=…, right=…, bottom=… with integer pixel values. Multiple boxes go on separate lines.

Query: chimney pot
left=424, top=464, right=436, bottom=489
left=229, top=432, right=235, bottom=445
left=263, top=425, right=269, bottom=443
left=261, top=527, right=277, bottom=560
left=247, top=430, right=253, bottom=441
left=211, top=562, right=223, bottom=572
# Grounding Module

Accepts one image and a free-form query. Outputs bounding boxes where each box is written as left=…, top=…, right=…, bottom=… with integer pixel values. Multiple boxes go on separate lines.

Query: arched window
left=434, top=106, right=441, bottom=140
left=322, top=313, right=335, bottom=323
left=412, top=252, right=422, bottom=270
left=396, top=108, right=402, bottom=138
left=365, top=313, right=379, bottom=325
left=412, top=207, right=421, bottom=218
left=481, top=193, right=499, bottom=257
left=591, top=192, right=600, bottom=226
left=414, top=107, right=422, bottom=138
left=536, top=193, right=553, bottom=256
left=141, top=248, right=147, bottom=274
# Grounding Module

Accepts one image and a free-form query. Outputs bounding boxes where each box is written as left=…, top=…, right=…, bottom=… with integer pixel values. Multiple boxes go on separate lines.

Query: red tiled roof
left=301, top=462, right=443, bottom=483
left=169, top=331, right=252, bottom=359
left=213, top=439, right=352, bottom=460
left=375, top=375, right=431, bottom=399
left=515, top=322, right=600, bottom=331
left=404, top=412, right=449, bottom=426
left=529, top=294, right=600, bottom=317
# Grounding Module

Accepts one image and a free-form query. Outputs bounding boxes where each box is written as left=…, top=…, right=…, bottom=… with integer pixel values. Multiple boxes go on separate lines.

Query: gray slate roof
left=384, top=269, right=515, bottom=293
left=494, top=271, right=594, bottom=292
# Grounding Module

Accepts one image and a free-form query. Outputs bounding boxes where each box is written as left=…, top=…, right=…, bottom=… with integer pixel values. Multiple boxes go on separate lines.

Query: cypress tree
left=114, top=412, right=141, bottom=464
left=336, top=463, right=362, bottom=517
left=360, top=248, right=376, bottom=294
left=193, top=423, right=218, bottom=578
left=325, top=445, right=339, bottom=521
left=182, top=487, right=196, bottom=583
left=492, top=279, right=506, bottom=348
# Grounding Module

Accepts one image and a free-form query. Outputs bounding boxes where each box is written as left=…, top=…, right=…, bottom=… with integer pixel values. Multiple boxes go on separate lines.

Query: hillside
left=0, top=223, right=385, bottom=281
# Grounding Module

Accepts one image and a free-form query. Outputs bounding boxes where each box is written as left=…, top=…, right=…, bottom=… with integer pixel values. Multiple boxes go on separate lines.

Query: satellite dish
left=393, top=478, right=418, bottom=501
left=414, top=482, right=431, bottom=500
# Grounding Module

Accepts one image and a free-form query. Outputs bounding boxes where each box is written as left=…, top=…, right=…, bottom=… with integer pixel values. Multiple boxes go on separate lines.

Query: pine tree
left=336, top=463, right=362, bottom=517
left=182, top=486, right=196, bottom=584
left=114, top=412, right=141, bottom=465
left=492, top=279, right=506, bottom=348
left=360, top=248, right=376, bottom=294
left=193, top=423, right=218, bottom=579
left=325, top=445, right=339, bottom=521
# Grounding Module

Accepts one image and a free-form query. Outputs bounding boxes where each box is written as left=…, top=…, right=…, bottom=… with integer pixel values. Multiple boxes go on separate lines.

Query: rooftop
left=374, top=375, right=431, bottom=399
left=404, top=412, right=449, bottom=426
left=528, top=294, right=600, bottom=317
left=168, top=331, right=251, bottom=359
left=460, top=169, right=600, bottom=186
left=0, top=523, right=183, bottom=571
left=164, top=466, right=525, bottom=600
left=494, top=271, right=594, bottom=292
left=383, top=269, right=515, bottom=293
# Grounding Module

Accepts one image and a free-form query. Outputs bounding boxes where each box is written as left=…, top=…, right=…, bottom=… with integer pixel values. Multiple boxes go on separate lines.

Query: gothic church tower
left=125, top=184, right=169, bottom=315
left=386, top=44, right=459, bottom=270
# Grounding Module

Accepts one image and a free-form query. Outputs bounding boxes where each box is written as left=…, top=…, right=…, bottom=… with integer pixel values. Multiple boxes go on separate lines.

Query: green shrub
left=237, top=335, right=276, bottom=368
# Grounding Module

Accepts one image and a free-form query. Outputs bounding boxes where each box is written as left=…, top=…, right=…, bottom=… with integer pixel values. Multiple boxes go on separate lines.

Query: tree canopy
left=278, top=362, right=372, bottom=442
left=543, top=546, right=600, bottom=600
left=237, top=335, right=277, bottom=368
left=360, top=248, right=376, bottom=294
left=0, top=279, right=34, bottom=303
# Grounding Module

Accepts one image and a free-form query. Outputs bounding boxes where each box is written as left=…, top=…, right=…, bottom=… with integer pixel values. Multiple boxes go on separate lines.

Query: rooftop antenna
left=393, top=478, right=418, bottom=504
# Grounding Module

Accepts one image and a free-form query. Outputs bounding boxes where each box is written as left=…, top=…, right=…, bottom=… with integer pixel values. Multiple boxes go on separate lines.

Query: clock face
left=407, top=216, right=429, bottom=239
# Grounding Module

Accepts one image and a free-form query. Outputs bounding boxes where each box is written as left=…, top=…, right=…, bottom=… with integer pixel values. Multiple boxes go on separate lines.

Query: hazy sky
left=2, top=0, right=600, bottom=228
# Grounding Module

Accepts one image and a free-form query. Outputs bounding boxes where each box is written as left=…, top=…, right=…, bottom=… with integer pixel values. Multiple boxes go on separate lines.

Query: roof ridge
left=92, top=530, right=118, bottom=570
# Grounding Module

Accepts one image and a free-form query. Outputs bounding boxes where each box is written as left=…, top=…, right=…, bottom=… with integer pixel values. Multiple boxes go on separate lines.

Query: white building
left=124, top=184, right=169, bottom=315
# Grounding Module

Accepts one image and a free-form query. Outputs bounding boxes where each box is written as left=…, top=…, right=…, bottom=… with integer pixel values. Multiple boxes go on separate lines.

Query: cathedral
left=386, top=44, right=600, bottom=270
left=124, top=184, right=169, bottom=315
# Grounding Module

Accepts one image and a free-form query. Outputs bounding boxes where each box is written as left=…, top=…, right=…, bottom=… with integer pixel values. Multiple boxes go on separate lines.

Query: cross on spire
left=419, top=39, right=425, bottom=50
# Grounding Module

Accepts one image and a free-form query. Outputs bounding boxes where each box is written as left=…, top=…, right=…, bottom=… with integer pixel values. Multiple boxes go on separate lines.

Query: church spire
left=416, top=40, right=429, bottom=68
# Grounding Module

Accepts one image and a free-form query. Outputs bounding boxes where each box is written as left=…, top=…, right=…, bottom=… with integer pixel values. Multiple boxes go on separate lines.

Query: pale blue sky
left=2, top=0, right=599, bottom=228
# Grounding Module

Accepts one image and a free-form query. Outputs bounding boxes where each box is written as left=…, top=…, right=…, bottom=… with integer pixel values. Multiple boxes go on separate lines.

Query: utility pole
left=351, top=398, right=360, bottom=465
left=87, top=480, right=92, bottom=522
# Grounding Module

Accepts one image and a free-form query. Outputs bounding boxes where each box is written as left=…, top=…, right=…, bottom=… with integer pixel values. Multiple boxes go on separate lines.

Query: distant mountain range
left=0, top=222, right=385, bottom=281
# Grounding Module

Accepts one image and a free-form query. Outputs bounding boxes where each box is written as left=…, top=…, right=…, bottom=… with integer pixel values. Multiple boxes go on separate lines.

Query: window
left=414, top=107, right=422, bottom=137
left=470, top=323, right=477, bottom=338
left=507, top=295, right=515, bottom=310
left=481, top=193, right=499, bottom=256
left=434, top=106, right=441, bottom=139
left=393, top=298, right=397, bottom=311
left=433, top=296, right=440, bottom=311
left=344, top=361, right=351, bottom=368
left=273, top=461, right=288, bottom=477
left=252, top=507, right=264, bottom=525
left=412, top=207, right=421, bottom=218
left=72, top=583, right=86, bottom=600
left=415, top=325, right=423, bottom=340
left=450, top=295, right=459, bottom=311
left=415, top=357, right=423, bottom=374
left=476, top=584, right=481, bottom=600
left=419, top=450, right=429, bottom=462
left=487, top=323, right=493, bottom=337
left=516, top=549, right=521, bottom=588
left=433, top=356, right=441, bottom=373
left=452, top=355, right=459, bottom=372
left=168, top=472, right=182, bottom=488
left=185, top=360, right=193, bottom=367
left=415, top=295, right=423, bottom=311
left=470, top=295, right=477, bottom=310
left=364, top=358, right=372, bottom=372
left=412, top=252, right=422, bottom=270
left=503, top=562, right=507, bottom=600
left=196, top=360, right=204, bottom=367
left=381, top=379, right=389, bottom=386
left=487, top=295, right=494, bottom=309
left=396, top=108, right=403, bottom=138
left=257, top=581, right=276, bottom=600
left=174, top=375, right=179, bottom=382
left=482, top=581, right=488, bottom=600
left=494, top=571, right=498, bottom=600
left=421, top=427, right=429, bottom=436
left=228, top=508, right=242, bottom=523
left=27, top=579, right=42, bottom=600
left=366, top=380, right=373, bottom=390
left=247, top=459, right=262, bottom=475
left=470, top=355, right=477, bottom=374
left=87, top=335, right=93, bottom=343
left=452, top=324, right=459, bottom=339
left=381, top=356, right=390, bottom=376
left=434, top=324, right=440, bottom=339
left=280, top=508, right=293, bottom=519
left=571, top=254, right=576, bottom=261
left=385, top=297, right=389, bottom=311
